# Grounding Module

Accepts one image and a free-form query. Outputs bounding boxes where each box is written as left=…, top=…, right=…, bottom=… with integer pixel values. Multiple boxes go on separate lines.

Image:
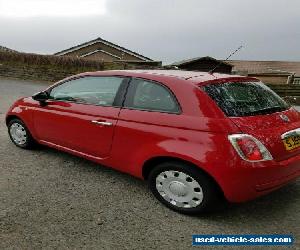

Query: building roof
left=54, top=37, right=153, bottom=61
left=170, top=56, right=233, bottom=67
left=229, top=60, right=300, bottom=76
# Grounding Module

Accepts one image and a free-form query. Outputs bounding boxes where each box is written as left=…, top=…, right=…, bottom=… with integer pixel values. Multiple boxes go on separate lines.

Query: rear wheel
left=148, top=161, right=222, bottom=214
left=8, top=118, right=36, bottom=149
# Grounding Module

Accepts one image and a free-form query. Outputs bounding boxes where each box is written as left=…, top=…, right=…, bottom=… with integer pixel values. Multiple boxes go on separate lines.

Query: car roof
left=80, top=69, right=257, bottom=86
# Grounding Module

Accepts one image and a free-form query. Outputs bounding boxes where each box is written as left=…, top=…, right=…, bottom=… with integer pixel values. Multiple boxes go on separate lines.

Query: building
left=54, top=37, right=161, bottom=66
left=170, top=56, right=300, bottom=85
left=229, top=60, right=300, bottom=85
left=169, top=56, right=233, bottom=74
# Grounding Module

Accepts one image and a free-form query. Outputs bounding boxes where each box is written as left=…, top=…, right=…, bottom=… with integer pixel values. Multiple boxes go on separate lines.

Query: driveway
left=0, top=78, right=299, bottom=249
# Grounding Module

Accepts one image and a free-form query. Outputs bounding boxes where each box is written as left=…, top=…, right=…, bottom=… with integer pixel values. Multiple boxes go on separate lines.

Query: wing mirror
left=32, top=91, right=49, bottom=104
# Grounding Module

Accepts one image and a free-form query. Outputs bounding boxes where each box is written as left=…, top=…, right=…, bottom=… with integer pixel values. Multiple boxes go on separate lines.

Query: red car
left=6, top=70, right=300, bottom=214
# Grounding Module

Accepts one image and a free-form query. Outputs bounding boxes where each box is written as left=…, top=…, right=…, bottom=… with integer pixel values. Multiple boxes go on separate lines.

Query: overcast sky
left=0, top=0, right=299, bottom=64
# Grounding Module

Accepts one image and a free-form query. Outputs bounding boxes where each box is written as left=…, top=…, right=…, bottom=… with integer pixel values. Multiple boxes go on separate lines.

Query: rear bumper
left=254, top=167, right=299, bottom=192
left=219, top=153, right=300, bottom=203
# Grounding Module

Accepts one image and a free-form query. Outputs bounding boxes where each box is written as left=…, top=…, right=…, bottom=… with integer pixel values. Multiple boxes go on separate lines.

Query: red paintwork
left=5, top=70, right=300, bottom=203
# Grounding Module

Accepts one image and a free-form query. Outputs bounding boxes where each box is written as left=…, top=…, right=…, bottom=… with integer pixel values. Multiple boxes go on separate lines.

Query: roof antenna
left=208, top=45, right=244, bottom=74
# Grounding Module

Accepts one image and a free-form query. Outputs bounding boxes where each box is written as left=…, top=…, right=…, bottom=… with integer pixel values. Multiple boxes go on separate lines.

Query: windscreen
left=202, top=81, right=290, bottom=117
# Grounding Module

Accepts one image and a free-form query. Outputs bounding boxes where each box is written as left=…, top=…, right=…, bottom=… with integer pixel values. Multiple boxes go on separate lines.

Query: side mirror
left=32, top=91, right=49, bottom=104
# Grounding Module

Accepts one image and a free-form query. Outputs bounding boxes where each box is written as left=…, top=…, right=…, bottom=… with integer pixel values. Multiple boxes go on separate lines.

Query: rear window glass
left=202, top=81, right=290, bottom=117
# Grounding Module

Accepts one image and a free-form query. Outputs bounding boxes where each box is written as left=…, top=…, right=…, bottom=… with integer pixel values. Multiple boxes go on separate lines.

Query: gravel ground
left=0, top=77, right=299, bottom=250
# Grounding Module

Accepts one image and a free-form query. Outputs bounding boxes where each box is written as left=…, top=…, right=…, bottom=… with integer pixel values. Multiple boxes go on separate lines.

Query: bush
left=0, top=51, right=105, bottom=70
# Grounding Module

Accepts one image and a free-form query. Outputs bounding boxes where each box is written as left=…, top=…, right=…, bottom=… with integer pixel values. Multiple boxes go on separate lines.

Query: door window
left=49, top=76, right=124, bottom=106
left=124, top=79, right=180, bottom=113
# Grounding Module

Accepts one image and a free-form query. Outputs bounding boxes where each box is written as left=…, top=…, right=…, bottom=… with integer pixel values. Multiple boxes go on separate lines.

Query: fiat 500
left=6, top=70, right=300, bottom=214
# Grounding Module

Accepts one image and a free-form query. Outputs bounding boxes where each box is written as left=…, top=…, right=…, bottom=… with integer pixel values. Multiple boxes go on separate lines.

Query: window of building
left=293, top=78, right=300, bottom=84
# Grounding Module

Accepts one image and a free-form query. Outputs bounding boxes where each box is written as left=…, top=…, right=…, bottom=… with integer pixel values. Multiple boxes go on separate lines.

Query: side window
left=49, top=77, right=124, bottom=106
left=124, top=79, right=180, bottom=113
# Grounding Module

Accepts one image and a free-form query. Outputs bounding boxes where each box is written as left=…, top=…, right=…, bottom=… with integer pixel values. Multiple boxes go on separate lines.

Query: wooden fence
left=267, top=84, right=300, bottom=97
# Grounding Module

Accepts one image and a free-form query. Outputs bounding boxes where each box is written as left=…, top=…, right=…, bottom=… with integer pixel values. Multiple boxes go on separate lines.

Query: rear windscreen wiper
left=247, top=106, right=287, bottom=115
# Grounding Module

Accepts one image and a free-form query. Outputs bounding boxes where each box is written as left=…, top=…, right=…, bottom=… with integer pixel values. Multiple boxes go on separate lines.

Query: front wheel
left=8, top=118, right=36, bottom=149
left=148, top=161, right=223, bottom=214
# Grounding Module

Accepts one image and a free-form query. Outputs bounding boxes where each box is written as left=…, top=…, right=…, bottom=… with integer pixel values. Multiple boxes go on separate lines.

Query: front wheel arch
left=7, top=117, right=37, bottom=149
left=6, top=115, right=21, bottom=126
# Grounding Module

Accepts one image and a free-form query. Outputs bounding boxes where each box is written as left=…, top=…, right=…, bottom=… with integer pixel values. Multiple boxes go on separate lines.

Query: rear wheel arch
left=142, top=156, right=224, bottom=198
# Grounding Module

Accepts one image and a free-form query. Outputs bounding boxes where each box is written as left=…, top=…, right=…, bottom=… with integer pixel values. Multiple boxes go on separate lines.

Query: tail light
left=228, top=134, right=273, bottom=162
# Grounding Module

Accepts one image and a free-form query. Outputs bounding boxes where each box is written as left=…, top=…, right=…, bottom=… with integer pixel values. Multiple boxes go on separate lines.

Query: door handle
left=91, top=120, right=113, bottom=126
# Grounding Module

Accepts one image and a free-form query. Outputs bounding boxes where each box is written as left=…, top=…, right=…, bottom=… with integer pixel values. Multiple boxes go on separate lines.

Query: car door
left=33, top=76, right=128, bottom=158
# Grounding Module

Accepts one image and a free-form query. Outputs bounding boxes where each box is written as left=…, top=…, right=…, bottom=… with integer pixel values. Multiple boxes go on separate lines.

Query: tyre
left=8, top=118, right=36, bottom=149
left=148, top=161, right=223, bottom=214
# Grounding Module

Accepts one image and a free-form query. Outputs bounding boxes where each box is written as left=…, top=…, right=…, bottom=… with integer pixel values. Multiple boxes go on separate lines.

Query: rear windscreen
left=202, top=81, right=290, bottom=117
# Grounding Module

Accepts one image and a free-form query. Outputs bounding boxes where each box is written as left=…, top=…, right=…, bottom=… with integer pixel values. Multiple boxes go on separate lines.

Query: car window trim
left=122, top=77, right=182, bottom=115
left=46, top=75, right=130, bottom=108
